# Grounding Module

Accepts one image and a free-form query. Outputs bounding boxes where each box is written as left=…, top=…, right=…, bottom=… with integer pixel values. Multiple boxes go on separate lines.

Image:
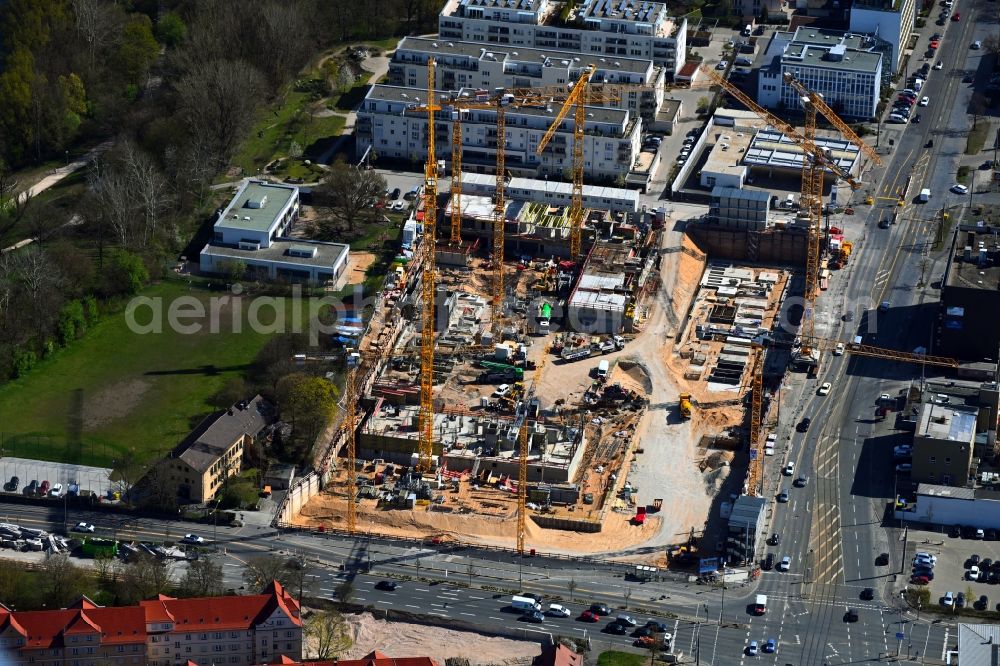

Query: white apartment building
left=757, top=28, right=883, bottom=120
left=437, top=0, right=687, bottom=78
left=388, top=37, right=666, bottom=120
left=356, top=85, right=642, bottom=182
left=850, top=0, right=916, bottom=72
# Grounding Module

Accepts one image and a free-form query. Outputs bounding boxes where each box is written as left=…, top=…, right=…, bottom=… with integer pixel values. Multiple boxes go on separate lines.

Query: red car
left=580, top=610, right=600, bottom=622
left=929, top=40, right=939, bottom=49
left=911, top=575, right=930, bottom=585
left=951, top=12, right=960, bottom=20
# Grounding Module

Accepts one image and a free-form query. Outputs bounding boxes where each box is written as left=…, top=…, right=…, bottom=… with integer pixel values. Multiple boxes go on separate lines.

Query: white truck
left=511, top=595, right=542, bottom=613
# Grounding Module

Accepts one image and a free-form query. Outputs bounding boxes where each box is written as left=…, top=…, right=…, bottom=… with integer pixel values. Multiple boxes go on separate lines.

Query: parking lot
left=0, top=457, right=113, bottom=498
left=905, top=525, right=1000, bottom=613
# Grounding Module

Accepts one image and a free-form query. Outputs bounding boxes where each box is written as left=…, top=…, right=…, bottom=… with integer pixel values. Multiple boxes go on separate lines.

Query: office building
left=937, top=228, right=1000, bottom=362
left=911, top=401, right=977, bottom=487
left=757, top=28, right=883, bottom=120
left=199, top=181, right=349, bottom=285
left=356, top=85, right=641, bottom=182
left=850, top=0, right=917, bottom=72
left=388, top=38, right=666, bottom=121
left=726, top=495, right=766, bottom=565
left=437, top=0, right=688, bottom=78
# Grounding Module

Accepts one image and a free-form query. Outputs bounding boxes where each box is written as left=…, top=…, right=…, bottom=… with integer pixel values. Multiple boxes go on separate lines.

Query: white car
left=784, top=462, right=795, bottom=476
left=969, top=566, right=982, bottom=580
left=72, top=522, right=95, bottom=533
left=951, top=184, right=969, bottom=194
left=833, top=343, right=845, bottom=356
left=391, top=200, right=405, bottom=211
left=181, top=533, right=205, bottom=544
left=716, top=60, right=729, bottom=70
left=818, top=382, right=832, bottom=396
left=919, top=96, right=930, bottom=106
left=972, top=40, right=982, bottom=49
left=49, top=484, right=63, bottom=497
left=943, top=591, right=955, bottom=607
left=778, top=556, right=791, bottom=571
left=546, top=604, right=571, bottom=617
left=934, top=61, right=944, bottom=70
left=494, top=384, right=511, bottom=397
left=747, top=641, right=759, bottom=656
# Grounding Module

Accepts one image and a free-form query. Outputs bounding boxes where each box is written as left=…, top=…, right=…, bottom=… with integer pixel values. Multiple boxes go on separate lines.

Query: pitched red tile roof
left=140, top=581, right=301, bottom=630
left=534, top=644, right=582, bottom=666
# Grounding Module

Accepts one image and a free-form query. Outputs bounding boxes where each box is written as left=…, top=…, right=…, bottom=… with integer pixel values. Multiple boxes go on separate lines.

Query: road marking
left=405, top=604, right=419, bottom=609
left=468, top=595, right=485, bottom=600
left=415, top=588, right=430, bottom=592
left=460, top=612, right=475, bottom=617
left=376, top=600, right=391, bottom=605
left=489, top=616, right=503, bottom=621
left=941, top=627, right=950, bottom=661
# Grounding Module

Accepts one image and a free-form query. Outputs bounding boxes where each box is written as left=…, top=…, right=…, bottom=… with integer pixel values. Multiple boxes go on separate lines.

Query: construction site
left=286, top=62, right=916, bottom=564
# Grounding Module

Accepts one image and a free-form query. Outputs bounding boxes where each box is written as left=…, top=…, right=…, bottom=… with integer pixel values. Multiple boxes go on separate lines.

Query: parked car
left=977, top=595, right=990, bottom=610
left=957, top=592, right=967, bottom=608
left=784, top=462, right=795, bottom=476
left=943, top=591, right=955, bottom=606
left=934, top=61, right=944, bottom=69
left=818, top=382, right=832, bottom=396
left=777, top=489, right=789, bottom=503
left=763, top=553, right=775, bottom=570
left=769, top=533, right=781, bottom=545
left=38, top=480, right=50, bottom=495
left=23, top=480, right=38, bottom=496
left=716, top=60, right=729, bottom=70
left=3, top=476, right=18, bottom=492
left=49, top=483, right=63, bottom=497
left=876, top=552, right=890, bottom=566
left=797, top=418, right=811, bottom=432
left=911, top=575, right=930, bottom=585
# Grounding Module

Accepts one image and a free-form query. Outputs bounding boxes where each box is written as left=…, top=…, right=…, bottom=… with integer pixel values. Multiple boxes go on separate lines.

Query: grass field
left=0, top=279, right=319, bottom=469
left=967, top=122, right=990, bottom=155
left=597, top=651, right=646, bottom=666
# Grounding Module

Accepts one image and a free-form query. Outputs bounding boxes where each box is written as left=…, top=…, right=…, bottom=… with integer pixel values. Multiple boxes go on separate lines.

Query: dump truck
left=678, top=393, right=693, bottom=419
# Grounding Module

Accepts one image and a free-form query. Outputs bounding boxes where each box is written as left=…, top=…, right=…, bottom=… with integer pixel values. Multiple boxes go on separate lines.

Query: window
left=945, top=457, right=952, bottom=463
left=930, top=456, right=936, bottom=463
left=214, top=633, right=223, bottom=640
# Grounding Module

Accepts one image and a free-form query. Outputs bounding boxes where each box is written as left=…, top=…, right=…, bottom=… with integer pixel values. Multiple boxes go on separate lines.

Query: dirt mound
left=336, top=612, right=541, bottom=665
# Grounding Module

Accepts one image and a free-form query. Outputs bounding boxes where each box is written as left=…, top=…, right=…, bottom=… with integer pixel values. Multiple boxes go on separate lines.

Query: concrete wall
left=687, top=225, right=809, bottom=263
left=905, top=493, right=1000, bottom=528
left=278, top=472, right=321, bottom=524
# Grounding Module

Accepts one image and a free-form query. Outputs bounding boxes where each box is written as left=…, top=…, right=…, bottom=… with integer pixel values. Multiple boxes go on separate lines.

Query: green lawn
left=967, top=123, right=990, bottom=155
left=597, top=651, right=646, bottom=666
left=0, top=279, right=319, bottom=469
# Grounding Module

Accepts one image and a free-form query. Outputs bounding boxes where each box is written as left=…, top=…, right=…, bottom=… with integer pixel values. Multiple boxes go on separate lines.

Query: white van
left=753, top=594, right=767, bottom=614
left=597, top=360, right=610, bottom=379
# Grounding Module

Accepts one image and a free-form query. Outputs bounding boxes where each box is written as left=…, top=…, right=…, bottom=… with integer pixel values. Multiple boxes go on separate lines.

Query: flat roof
left=578, top=0, right=667, bottom=21
left=367, top=85, right=629, bottom=125
left=702, top=129, right=754, bottom=176
left=728, top=495, right=766, bottom=529
left=395, top=37, right=654, bottom=75
left=917, top=483, right=975, bottom=500
left=712, top=186, right=770, bottom=203
left=462, top=172, right=640, bottom=204
left=201, top=239, right=349, bottom=269
left=745, top=128, right=861, bottom=171
left=946, top=228, right=1000, bottom=291
left=568, top=289, right=627, bottom=312
left=217, top=181, right=297, bottom=235
left=916, top=402, right=977, bottom=442
left=444, top=192, right=511, bottom=221
left=460, top=0, right=544, bottom=9
left=791, top=27, right=869, bottom=50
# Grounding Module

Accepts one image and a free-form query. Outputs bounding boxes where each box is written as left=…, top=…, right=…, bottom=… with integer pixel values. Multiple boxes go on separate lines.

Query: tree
left=43, top=554, right=91, bottom=608
left=316, top=159, right=386, bottom=235
left=304, top=609, right=353, bottom=659
left=175, top=59, right=266, bottom=172
left=105, top=249, right=148, bottom=296
left=111, top=447, right=145, bottom=504
left=335, top=581, right=354, bottom=604
left=117, top=14, right=159, bottom=83
left=242, top=555, right=289, bottom=593
left=180, top=557, right=225, bottom=597
left=276, top=373, right=337, bottom=455
left=118, top=553, right=172, bottom=604
left=567, top=578, right=577, bottom=602
left=156, top=11, right=187, bottom=48
left=623, top=585, right=632, bottom=609
left=971, top=93, right=989, bottom=129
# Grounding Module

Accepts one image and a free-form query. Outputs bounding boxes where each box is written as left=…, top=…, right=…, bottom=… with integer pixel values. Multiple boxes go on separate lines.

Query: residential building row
left=387, top=37, right=666, bottom=122
left=356, top=85, right=641, bottom=183
left=437, top=0, right=687, bottom=78
left=0, top=582, right=302, bottom=666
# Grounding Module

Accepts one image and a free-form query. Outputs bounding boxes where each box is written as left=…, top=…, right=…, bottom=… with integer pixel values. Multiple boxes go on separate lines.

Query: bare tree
left=180, top=557, right=225, bottom=597
left=304, top=609, right=353, bottom=659
left=242, top=555, right=289, bottom=593
left=176, top=59, right=266, bottom=172
left=121, top=141, right=170, bottom=245
left=71, top=0, right=123, bottom=72
left=119, top=554, right=173, bottom=604
left=567, top=578, right=577, bottom=602
left=334, top=581, right=354, bottom=604
left=88, top=157, right=135, bottom=247
left=316, top=160, right=387, bottom=235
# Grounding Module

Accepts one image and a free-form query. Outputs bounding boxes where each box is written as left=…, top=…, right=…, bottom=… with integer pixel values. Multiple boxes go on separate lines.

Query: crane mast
left=417, top=60, right=440, bottom=473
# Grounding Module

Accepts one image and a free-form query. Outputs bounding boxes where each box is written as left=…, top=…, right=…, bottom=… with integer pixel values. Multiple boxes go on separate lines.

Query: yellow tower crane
left=344, top=351, right=362, bottom=533
left=515, top=345, right=549, bottom=554
left=534, top=65, right=596, bottom=260
left=413, top=60, right=441, bottom=473
left=698, top=65, right=873, bottom=369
